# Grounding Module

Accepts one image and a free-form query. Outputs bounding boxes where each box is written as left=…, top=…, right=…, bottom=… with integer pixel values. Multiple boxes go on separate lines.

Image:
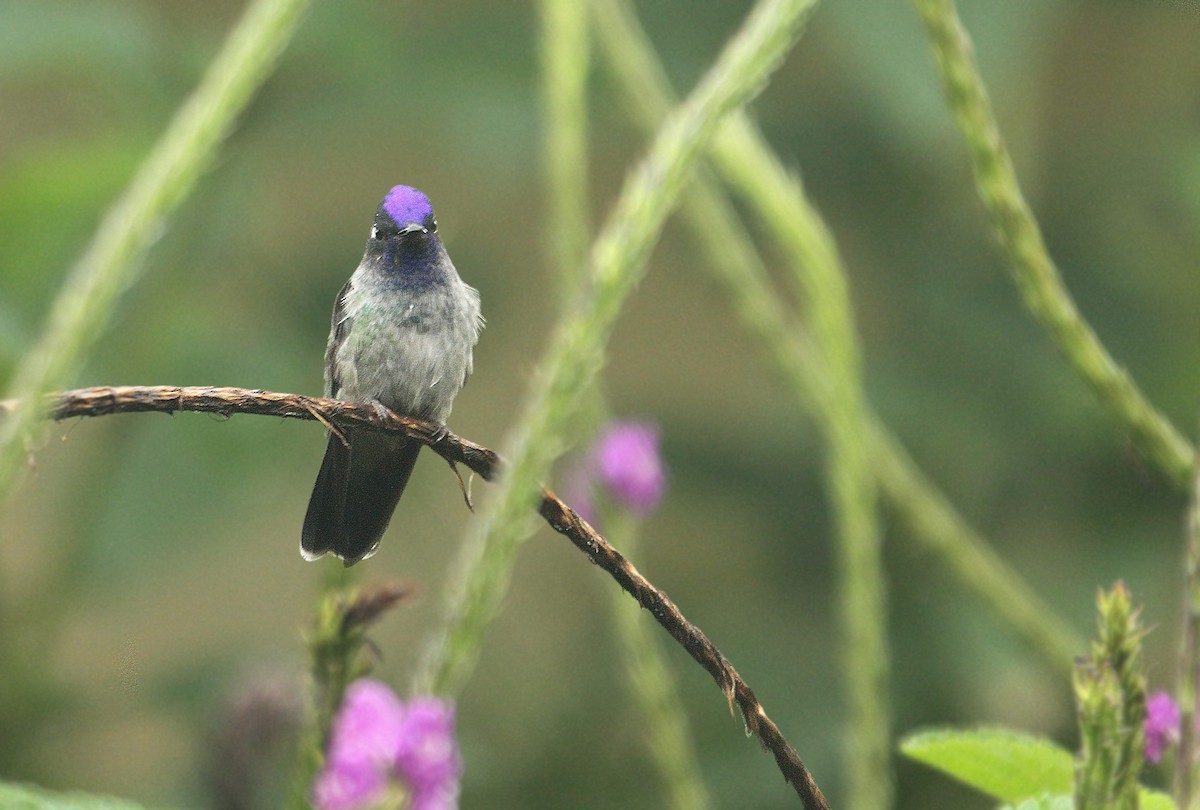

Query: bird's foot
left=447, top=459, right=474, bottom=511
left=365, top=399, right=395, bottom=423
left=304, top=401, right=349, bottom=447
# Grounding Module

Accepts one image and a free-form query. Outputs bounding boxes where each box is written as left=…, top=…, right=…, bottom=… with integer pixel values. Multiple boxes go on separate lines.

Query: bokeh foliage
left=1, top=1, right=1198, bottom=808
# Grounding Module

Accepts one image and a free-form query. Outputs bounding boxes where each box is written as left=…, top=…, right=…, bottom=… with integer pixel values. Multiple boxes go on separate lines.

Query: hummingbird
left=301, top=185, right=482, bottom=565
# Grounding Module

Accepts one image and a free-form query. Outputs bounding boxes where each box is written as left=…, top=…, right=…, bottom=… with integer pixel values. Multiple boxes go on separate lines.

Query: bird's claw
left=366, top=400, right=394, bottom=422
left=447, top=460, right=474, bottom=511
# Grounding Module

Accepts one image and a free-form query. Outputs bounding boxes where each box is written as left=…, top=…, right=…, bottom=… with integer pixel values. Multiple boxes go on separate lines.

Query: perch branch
left=2, top=384, right=829, bottom=810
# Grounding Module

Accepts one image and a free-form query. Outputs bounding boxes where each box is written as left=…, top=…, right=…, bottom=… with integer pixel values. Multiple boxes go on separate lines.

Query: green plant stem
left=591, top=0, right=1081, bottom=676
left=287, top=563, right=358, bottom=810
left=289, top=570, right=411, bottom=809
left=413, top=0, right=820, bottom=699
left=913, top=0, right=1194, bottom=490
left=1074, top=584, right=1146, bottom=810
left=714, top=97, right=891, bottom=810
left=539, top=0, right=591, bottom=296
left=538, top=0, right=609, bottom=437
left=607, top=511, right=713, bottom=810
left=0, top=0, right=314, bottom=506
left=1177, top=460, right=1200, bottom=809
left=541, top=12, right=707, bottom=802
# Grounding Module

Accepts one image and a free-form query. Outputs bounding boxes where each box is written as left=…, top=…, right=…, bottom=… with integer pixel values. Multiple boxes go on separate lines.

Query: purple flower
left=331, top=680, right=408, bottom=764
left=1145, top=690, right=1181, bottom=763
left=394, top=698, right=462, bottom=795
left=593, top=421, right=667, bottom=517
left=312, top=680, right=462, bottom=810
left=311, top=754, right=387, bottom=810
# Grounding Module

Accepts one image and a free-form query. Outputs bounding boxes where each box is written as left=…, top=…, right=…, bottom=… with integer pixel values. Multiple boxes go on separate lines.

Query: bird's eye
left=370, top=225, right=381, bottom=240
left=430, top=218, right=438, bottom=233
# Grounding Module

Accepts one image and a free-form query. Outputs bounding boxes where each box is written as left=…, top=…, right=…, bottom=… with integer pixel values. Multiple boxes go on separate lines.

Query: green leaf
left=900, top=726, right=1073, bottom=801
left=0, top=782, right=154, bottom=810
left=1140, top=788, right=1178, bottom=810
left=999, top=796, right=1072, bottom=810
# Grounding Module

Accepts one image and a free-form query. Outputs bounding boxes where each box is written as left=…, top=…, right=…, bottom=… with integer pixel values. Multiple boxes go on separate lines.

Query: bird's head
left=374, top=184, right=437, bottom=239
left=366, top=185, right=445, bottom=281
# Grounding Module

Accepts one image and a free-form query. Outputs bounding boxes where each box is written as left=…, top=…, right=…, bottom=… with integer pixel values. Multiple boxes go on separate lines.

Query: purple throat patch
left=382, top=185, right=434, bottom=227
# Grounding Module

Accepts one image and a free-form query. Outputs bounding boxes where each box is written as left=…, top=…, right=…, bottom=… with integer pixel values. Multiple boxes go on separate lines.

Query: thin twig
left=3, top=384, right=830, bottom=810
left=538, top=493, right=828, bottom=809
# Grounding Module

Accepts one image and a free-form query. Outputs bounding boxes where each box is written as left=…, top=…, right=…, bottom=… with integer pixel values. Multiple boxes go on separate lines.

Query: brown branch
left=538, top=493, right=829, bottom=808
left=5, top=384, right=830, bottom=810
left=6, top=385, right=502, bottom=479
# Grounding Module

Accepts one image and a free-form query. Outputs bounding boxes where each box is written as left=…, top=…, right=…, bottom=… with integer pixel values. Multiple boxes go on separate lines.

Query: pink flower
left=593, top=421, right=667, bottom=517
left=311, top=754, right=387, bottom=810
left=1145, top=690, right=1181, bottom=763
left=394, top=698, right=462, bottom=794
left=312, top=680, right=462, bottom=810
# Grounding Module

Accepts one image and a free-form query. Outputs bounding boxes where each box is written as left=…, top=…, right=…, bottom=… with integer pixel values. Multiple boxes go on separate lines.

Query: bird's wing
left=462, top=281, right=483, bottom=385
left=325, top=279, right=354, bottom=397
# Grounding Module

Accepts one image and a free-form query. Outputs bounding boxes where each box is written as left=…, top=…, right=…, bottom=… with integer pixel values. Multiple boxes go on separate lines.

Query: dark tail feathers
left=301, top=430, right=421, bottom=565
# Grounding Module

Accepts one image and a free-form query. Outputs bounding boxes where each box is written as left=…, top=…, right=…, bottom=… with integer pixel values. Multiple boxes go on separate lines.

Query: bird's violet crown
left=383, top=185, right=434, bottom=228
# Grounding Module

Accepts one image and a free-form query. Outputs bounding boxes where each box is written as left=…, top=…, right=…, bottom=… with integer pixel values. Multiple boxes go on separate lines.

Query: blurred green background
left=1, top=0, right=1198, bottom=807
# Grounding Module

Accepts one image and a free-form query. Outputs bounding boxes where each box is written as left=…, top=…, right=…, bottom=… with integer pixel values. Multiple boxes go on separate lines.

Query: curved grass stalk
left=415, top=0, right=820, bottom=700
left=914, top=0, right=1194, bottom=489
left=0, top=0, right=314, bottom=504
left=713, top=85, right=891, bottom=810
left=540, top=7, right=711, bottom=802
left=539, top=0, right=592, bottom=295
left=591, top=0, right=1082, bottom=681
left=594, top=4, right=888, bottom=804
